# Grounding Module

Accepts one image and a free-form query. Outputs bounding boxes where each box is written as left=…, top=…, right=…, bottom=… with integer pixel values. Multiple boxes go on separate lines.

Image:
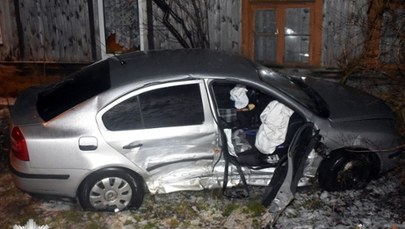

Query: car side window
left=140, top=84, right=204, bottom=128
left=103, top=96, right=142, bottom=131
left=103, top=83, right=204, bottom=131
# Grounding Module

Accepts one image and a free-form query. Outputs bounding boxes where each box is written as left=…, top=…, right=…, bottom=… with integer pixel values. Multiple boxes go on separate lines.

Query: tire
left=78, top=168, right=144, bottom=211
left=318, top=151, right=371, bottom=191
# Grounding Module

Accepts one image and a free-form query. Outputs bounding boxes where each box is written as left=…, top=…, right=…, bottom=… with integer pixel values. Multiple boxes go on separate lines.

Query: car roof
left=32, top=49, right=263, bottom=121
left=107, top=49, right=261, bottom=90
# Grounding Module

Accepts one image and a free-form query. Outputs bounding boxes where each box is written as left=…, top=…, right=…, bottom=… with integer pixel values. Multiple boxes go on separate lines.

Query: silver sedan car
left=9, top=49, right=402, bottom=212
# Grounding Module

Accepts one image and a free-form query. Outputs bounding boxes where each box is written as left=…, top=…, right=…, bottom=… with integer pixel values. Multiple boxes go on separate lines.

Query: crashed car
left=9, top=49, right=402, bottom=213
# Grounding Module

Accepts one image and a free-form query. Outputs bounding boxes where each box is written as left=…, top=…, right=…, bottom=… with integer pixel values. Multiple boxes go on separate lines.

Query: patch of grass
left=244, top=200, right=266, bottom=217
left=223, top=203, right=240, bottom=216
left=64, top=210, right=84, bottom=222
left=1, top=185, right=20, bottom=196
left=252, top=218, right=261, bottom=228
left=86, top=222, right=107, bottom=229
left=206, top=188, right=223, bottom=200
left=194, top=199, right=210, bottom=212
left=173, top=202, right=197, bottom=219
left=132, top=213, right=142, bottom=222
left=124, top=219, right=133, bottom=225
left=150, top=201, right=197, bottom=220
left=166, top=217, right=179, bottom=228
left=144, top=221, right=158, bottom=229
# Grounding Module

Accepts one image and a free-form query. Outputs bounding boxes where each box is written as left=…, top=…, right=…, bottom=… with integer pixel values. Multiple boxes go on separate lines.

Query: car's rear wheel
left=79, top=168, right=144, bottom=211
left=318, top=151, right=371, bottom=191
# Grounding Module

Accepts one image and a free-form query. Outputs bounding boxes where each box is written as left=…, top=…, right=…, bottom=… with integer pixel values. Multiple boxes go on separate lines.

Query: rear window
left=37, top=60, right=111, bottom=121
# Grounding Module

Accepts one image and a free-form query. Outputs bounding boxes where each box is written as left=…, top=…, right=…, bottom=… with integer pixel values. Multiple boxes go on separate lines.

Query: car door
left=97, top=80, right=220, bottom=189
left=261, top=122, right=320, bottom=226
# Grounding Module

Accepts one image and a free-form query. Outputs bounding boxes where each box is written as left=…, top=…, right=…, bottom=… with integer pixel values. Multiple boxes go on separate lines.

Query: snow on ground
left=1, top=104, right=404, bottom=229
left=1, top=167, right=404, bottom=228
left=274, top=175, right=405, bottom=228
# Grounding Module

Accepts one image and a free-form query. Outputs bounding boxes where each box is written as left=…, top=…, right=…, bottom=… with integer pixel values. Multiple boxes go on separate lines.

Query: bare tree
left=332, top=0, right=405, bottom=134
left=151, top=0, right=211, bottom=49
left=335, top=0, right=405, bottom=84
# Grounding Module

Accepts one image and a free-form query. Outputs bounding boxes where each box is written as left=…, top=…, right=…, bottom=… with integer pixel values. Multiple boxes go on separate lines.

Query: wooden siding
left=0, top=0, right=20, bottom=60
left=321, top=0, right=368, bottom=68
left=16, top=0, right=94, bottom=62
left=152, top=0, right=241, bottom=53
left=1, top=0, right=400, bottom=68
left=208, top=0, right=241, bottom=53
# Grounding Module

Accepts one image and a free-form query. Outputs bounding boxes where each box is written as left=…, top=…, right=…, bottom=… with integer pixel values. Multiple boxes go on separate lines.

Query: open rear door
left=261, top=122, right=320, bottom=227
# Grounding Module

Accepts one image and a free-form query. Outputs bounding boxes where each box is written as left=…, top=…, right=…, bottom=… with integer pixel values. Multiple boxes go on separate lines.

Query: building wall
left=17, top=0, right=95, bottom=62
left=151, top=0, right=241, bottom=54
left=0, top=0, right=97, bottom=62
left=321, top=0, right=368, bottom=68
left=0, top=0, right=20, bottom=61
left=208, top=0, right=241, bottom=53
left=0, top=0, right=400, bottom=69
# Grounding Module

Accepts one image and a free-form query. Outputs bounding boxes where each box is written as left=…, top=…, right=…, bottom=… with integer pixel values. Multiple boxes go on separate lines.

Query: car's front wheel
left=318, top=151, right=371, bottom=191
left=78, top=168, right=144, bottom=211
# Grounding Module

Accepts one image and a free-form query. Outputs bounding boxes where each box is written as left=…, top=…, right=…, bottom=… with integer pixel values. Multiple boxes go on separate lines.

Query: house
left=0, top=0, right=403, bottom=95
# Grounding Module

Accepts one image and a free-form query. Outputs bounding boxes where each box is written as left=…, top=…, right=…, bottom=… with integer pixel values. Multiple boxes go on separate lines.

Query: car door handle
left=123, top=142, right=143, bottom=149
left=79, top=136, right=98, bottom=151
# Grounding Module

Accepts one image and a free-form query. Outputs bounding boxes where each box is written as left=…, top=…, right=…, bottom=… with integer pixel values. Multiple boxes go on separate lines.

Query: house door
left=242, top=1, right=323, bottom=67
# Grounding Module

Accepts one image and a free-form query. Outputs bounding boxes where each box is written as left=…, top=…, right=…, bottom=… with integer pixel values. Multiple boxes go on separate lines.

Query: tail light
left=11, top=127, right=30, bottom=161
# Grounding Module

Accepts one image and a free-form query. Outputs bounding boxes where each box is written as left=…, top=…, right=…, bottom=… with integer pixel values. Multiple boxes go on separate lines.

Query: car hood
left=305, top=78, right=394, bottom=122
left=11, top=86, right=44, bottom=125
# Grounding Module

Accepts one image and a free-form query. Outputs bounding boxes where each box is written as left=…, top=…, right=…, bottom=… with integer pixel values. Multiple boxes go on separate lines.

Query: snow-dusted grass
left=1, top=101, right=404, bottom=228
left=1, top=161, right=404, bottom=228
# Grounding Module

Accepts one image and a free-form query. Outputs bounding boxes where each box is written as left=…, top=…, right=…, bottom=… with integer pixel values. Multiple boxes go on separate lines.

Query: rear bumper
left=9, top=154, right=83, bottom=198
left=9, top=164, right=70, bottom=180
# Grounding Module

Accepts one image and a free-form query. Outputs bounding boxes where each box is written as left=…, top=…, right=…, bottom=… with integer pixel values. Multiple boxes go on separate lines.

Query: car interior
left=210, top=81, right=320, bottom=206
left=210, top=81, right=306, bottom=169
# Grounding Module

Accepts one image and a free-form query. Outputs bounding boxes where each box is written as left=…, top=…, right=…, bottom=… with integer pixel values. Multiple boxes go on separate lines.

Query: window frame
left=242, top=0, right=323, bottom=67
left=98, top=80, right=209, bottom=132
